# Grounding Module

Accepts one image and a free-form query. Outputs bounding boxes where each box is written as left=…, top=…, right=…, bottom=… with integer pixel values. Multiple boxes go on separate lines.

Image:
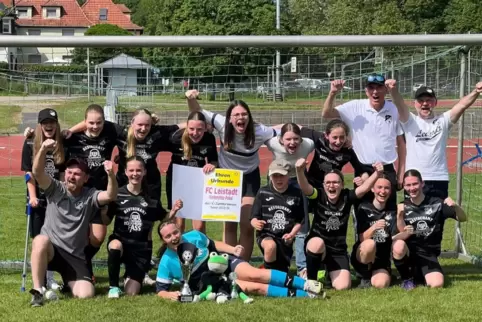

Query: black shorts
left=350, top=242, right=391, bottom=277
left=404, top=180, right=449, bottom=200
left=305, top=234, right=350, bottom=273
left=47, top=243, right=92, bottom=284
left=29, top=206, right=46, bottom=238
left=242, top=167, right=261, bottom=198
left=256, top=235, right=293, bottom=272
left=408, top=245, right=443, bottom=284
left=108, top=235, right=152, bottom=283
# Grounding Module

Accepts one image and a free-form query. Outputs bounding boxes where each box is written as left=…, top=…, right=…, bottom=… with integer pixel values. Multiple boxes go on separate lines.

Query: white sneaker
left=46, top=271, right=60, bottom=290
left=298, top=268, right=307, bottom=280
left=303, top=279, right=323, bottom=294
left=143, top=274, right=156, bottom=286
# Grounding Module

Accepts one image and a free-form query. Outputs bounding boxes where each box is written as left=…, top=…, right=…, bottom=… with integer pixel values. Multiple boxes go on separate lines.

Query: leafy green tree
left=72, top=24, right=142, bottom=65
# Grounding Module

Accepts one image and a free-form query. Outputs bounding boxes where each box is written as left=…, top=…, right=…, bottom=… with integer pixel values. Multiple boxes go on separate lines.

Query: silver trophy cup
left=177, top=243, right=198, bottom=303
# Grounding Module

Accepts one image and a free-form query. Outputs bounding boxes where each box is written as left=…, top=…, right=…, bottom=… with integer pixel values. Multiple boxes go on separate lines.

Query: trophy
left=176, top=242, right=198, bottom=303
left=228, top=272, right=238, bottom=299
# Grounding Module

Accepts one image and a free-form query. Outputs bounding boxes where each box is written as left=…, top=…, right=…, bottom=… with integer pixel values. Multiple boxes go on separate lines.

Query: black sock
left=394, top=255, right=412, bottom=280
left=264, top=261, right=275, bottom=270
left=108, top=249, right=122, bottom=287
left=84, top=245, right=100, bottom=276
left=306, top=250, right=323, bottom=280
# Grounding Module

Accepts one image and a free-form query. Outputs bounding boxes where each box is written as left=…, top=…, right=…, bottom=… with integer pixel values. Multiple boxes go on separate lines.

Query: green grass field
left=1, top=174, right=482, bottom=321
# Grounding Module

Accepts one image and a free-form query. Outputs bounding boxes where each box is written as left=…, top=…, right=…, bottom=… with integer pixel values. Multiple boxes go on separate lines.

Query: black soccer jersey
left=65, top=121, right=123, bottom=190
left=165, top=129, right=218, bottom=177
left=301, top=127, right=364, bottom=187
left=403, top=196, right=456, bottom=256
left=116, top=124, right=180, bottom=188
left=107, top=185, right=167, bottom=248
left=308, top=188, right=358, bottom=253
left=21, top=138, right=65, bottom=203
left=251, top=183, right=305, bottom=239
left=355, top=202, right=397, bottom=250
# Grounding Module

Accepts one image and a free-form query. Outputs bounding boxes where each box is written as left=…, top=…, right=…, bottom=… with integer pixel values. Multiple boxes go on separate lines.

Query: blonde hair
left=181, top=111, right=207, bottom=160
left=127, top=108, right=153, bottom=158
left=33, top=123, right=65, bottom=165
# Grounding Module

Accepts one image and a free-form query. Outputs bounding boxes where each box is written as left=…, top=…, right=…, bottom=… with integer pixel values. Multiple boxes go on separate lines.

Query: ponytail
left=181, top=129, right=192, bottom=160
left=126, top=126, right=136, bottom=158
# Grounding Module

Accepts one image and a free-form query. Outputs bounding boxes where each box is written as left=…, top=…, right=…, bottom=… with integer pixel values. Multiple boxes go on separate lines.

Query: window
left=99, top=8, right=108, bottom=21
left=46, top=8, right=58, bottom=18
left=62, top=29, right=74, bottom=36
left=17, top=8, right=29, bottom=18
left=2, top=20, right=11, bottom=34
left=28, top=29, right=41, bottom=36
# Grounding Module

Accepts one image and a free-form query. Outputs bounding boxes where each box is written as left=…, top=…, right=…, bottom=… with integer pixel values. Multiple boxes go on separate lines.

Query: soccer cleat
left=46, top=277, right=60, bottom=291
left=303, top=279, right=323, bottom=294
left=358, top=278, right=372, bottom=289
left=401, top=278, right=416, bottom=291
left=143, top=274, right=156, bottom=286
left=29, top=289, right=44, bottom=307
left=317, top=270, right=326, bottom=282
left=108, top=287, right=122, bottom=299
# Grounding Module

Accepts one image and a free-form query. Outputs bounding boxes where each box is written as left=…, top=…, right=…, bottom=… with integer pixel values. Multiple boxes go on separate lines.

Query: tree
left=72, top=24, right=143, bottom=65
left=444, top=0, right=482, bottom=33
left=138, top=0, right=293, bottom=82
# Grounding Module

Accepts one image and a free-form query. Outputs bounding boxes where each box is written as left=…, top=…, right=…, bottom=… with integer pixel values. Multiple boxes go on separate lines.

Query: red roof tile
left=82, top=0, right=142, bottom=31
left=0, top=0, right=142, bottom=30
left=116, top=4, right=130, bottom=14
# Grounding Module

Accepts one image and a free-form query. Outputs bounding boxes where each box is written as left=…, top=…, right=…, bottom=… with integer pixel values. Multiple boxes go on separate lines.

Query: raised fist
left=475, top=82, right=482, bottom=93
left=185, top=89, right=199, bottom=100
left=372, top=162, right=384, bottom=174
left=103, top=160, right=113, bottom=174
left=172, top=199, right=183, bottom=212
left=41, top=139, right=56, bottom=151
left=295, top=158, right=307, bottom=171
left=385, top=79, right=397, bottom=91
left=330, top=80, right=345, bottom=94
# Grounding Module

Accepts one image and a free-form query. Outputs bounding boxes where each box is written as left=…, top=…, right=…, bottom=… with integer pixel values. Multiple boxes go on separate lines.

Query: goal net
left=0, top=40, right=479, bottom=271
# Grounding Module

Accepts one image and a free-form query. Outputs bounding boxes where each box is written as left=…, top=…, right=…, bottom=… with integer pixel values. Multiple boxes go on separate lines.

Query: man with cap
left=386, top=79, right=482, bottom=199
left=322, top=74, right=406, bottom=212
left=251, top=159, right=305, bottom=272
left=29, top=138, right=118, bottom=307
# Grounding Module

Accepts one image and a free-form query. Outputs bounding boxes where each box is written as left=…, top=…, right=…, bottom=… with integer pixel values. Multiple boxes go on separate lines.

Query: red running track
left=1, top=136, right=481, bottom=177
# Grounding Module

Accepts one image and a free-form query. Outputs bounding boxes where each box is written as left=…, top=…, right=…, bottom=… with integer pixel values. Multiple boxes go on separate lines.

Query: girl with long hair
left=295, top=158, right=383, bottom=290
left=21, top=108, right=65, bottom=290
left=165, top=111, right=218, bottom=233
left=104, top=156, right=182, bottom=298
left=393, top=169, right=466, bottom=290
left=185, top=90, right=277, bottom=261
left=155, top=221, right=324, bottom=301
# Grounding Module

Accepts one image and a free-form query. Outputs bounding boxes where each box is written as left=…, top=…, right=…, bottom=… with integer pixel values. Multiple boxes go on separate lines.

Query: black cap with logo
left=38, top=108, right=58, bottom=124
left=414, top=86, right=436, bottom=100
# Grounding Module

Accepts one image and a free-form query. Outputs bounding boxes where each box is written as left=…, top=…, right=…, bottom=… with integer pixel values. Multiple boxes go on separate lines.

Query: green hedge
left=17, top=64, right=87, bottom=73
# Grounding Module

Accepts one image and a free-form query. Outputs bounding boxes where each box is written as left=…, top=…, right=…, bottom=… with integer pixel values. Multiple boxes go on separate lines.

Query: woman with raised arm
left=392, top=169, right=466, bottom=290
left=155, top=221, right=324, bottom=301
left=185, top=90, right=277, bottom=261
left=295, top=158, right=383, bottom=290
left=165, top=111, right=218, bottom=234
left=21, top=108, right=65, bottom=291
left=104, top=156, right=183, bottom=298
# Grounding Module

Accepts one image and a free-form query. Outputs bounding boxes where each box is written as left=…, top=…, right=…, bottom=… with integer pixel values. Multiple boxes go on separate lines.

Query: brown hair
left=224, top=100, right=255, bottom=150
left=181, top=111, right=207, bottom=160
left=325, top=119, right=350, bottom=136
left=84, top=104, right=105, bottom=120
left=125, top=156, right=150, bottom=201
left=33, top=121, right=65, bottom=165
left=127, top=108, right=152, bottom=158
left=156, top=220, right=178, bottom=258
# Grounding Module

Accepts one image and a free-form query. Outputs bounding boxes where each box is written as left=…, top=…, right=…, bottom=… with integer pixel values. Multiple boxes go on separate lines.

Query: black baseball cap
left=415, top=86, right=437, bottom=100
left=38, top=108, right=58, bottom=124
left=65, top=158, right=90, bottom=174
left=366, top=74, right=385, bottom=86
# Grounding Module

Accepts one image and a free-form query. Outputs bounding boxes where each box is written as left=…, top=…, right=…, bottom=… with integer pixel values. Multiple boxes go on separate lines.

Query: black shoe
left=29, top=289, right=43, bottom=307
left=358, top=278, right=372, bottom=289
left=59, top=283, right=72, bottom=294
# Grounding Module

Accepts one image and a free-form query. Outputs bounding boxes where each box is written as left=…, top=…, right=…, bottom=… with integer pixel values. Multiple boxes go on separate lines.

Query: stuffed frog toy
left=193, top=252, right=253, bottom=304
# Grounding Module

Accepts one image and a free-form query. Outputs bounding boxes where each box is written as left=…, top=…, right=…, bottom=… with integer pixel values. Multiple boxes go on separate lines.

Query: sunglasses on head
left=367, top=74, right=385, bottom=83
